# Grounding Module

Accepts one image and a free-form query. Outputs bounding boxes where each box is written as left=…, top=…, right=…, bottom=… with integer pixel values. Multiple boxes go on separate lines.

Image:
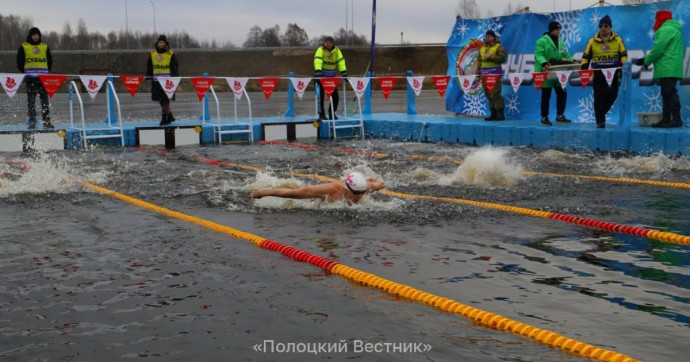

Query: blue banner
left=445, top=0, right=690, bottom=123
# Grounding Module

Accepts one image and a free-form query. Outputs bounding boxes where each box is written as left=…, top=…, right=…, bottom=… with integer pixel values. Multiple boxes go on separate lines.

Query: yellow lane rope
left=79, top=179, right=637, bottom=362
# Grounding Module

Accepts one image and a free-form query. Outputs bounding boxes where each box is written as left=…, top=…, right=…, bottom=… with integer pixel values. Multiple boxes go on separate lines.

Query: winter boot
left=160, top=114, right=172, bottom=126
left=42, top=117, right=54, bottom=129
left=653, top=111, right=672, bottom=128
left=484, top=108, right=497, bottom=121
left=27, top=118, right=36, bottom=129
left=555, top=114, right=572, bottom=123
left=495, top=108, right=505, bottom=121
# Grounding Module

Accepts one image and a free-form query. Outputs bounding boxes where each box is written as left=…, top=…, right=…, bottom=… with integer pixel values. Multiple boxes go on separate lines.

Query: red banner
left=120, top=75, right=144, bottom=97
left=257, top=77, right=280, bottom=100
left=578, top=70, right=594, bottom=88
left=532, top=72, right=548, bottom=91
left=377, top=77, right=398, bottom=100
left=191, top=77, right=216, bottom=101
left=319, top=77, right=340, bottom=99
left=38, top=74, right=68, bottom=98
left=482, top=74, right=501, bottom=93
left=432, top=75, right=450, bottom=97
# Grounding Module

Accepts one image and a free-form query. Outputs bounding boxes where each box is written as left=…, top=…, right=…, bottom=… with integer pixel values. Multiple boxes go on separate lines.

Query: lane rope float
left=79, top=180, right=637, bottom=362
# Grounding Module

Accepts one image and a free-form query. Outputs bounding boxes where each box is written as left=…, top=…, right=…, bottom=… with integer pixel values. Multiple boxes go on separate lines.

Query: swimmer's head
left=344, top=172, right=367, bottom=193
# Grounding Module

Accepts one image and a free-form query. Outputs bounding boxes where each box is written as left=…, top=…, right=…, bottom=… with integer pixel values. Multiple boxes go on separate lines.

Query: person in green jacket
left=534, top=21, right=577, bottom=126
left=633, top=10, right=684, bottom=128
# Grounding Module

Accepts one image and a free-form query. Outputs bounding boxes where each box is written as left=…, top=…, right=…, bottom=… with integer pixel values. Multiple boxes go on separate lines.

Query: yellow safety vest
left=151, top=50, right=174, bottom=78
left=314, top=46, right=347, bottom=77
left=479, top=43, right=503, bottom=75
left=581, top=31, right=628, bottom=68
left=22, top=42, right=49, bottom=75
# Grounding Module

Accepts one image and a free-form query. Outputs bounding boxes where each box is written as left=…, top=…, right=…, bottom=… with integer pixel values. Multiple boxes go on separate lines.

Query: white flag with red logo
left=79, top=75, right=108, bottom=100
left=290, top=77, right=311, bottom=99
left=191, top=77, right=215, bottom=101
left=348, top=77, right=370, bottom=99
left=120, top=75, right=144, bottom=97
left=377, top=77, right=398, bottom=100
left=457, top=75, right=477, bottom=94
left=508, top=73, right=524, bottom=93
left=406, top=76, right=425, bottom=96
left=157, top=77, right=181, bottom=99
left=225, top=77, right=249, bottom=100
left=555, top=70, right=572, bottom=90
left=0, top=74, right=25, bottom=98
left=602, top=68, right=616, bottom=87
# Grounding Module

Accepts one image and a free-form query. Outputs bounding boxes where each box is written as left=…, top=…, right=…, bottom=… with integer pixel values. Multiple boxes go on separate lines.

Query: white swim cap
left=344, top=172, right=367, bottom=192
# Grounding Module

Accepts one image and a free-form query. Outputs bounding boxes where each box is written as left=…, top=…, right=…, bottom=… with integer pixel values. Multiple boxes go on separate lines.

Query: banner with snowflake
left=445, top=0, right=690, bottom=124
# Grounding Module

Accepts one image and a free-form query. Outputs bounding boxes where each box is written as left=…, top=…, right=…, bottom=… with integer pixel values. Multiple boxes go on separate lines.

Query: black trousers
left=25, top=77, right=50, bottom=122
left=593, top=69, right=621, bottom=125
left=659, top=77, right=681, bottom=121
left=540, top=86, right=566, bottom=118
left=316, top=80, right=339, bottom=116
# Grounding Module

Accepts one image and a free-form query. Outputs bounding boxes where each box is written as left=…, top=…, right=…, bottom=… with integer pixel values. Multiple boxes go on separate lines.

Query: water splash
left=441, top=146, right=524, bottom=187
left=594, top=153, right=690, bottom=177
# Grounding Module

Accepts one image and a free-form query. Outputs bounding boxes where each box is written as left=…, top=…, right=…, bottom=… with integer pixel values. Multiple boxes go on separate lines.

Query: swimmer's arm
left=366, top=178, right=384, bottom=192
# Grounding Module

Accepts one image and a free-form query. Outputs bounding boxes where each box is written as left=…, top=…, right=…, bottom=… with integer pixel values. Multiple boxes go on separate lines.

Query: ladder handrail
left=106, top=80, right=125, bottom=146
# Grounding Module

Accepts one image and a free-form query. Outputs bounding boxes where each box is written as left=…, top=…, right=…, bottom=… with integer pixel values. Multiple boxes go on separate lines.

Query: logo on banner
left=191, top=77, right=215, bottom=101
left=0, top=74, right=25, bottom=98
left=454, top=38, right=484, bottom=96
left=431, top=76, right=450, bottom=97
left=157, top=77, right=181, bottom=99
left=377, top=77, right=398, bottom=100
left=532, top=72, right=548, bottom=91
left=508, top=73, right=525, bottom=93
left=482, top=74, right=501, bottom=93
left=603, top=68, right=616, bottom=87
left=257, top=77, right=280, bottom=100
left=290, top=77, right=311, bottom=99
left=348, top=77, right=370, bottom=99
left=319, top=77, right=340, bottom=99
left=407, top=76, right=425, bottom=96
left=38, top=74, right=68, bottom=97
left=555, top=71, right=572, bottom=89
left=79, top=75, right=107, bottom=100
left=225, top=77, right=249, bottom=100
left=120, top=75, right=144, bottom=97
left=577, top=70, right=594, bottom=88
left=457, top=75, right=477, bottom=94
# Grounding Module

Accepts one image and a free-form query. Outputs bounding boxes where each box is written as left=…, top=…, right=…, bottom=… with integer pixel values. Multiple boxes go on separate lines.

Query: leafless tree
left=622, top=0, right=663, bottom=4
left=456, top=0, right=480, bottom=19
left=282, top=23, right=309, bottom=47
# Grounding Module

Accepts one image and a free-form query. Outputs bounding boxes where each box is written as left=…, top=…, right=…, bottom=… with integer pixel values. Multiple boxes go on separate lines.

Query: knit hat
left=485, top=29, right=496, bottom=38
left=653, top=10, right=673, bottom=31
left=599, top=15, right=612, bottom=27
left=156, top=34, right=169, bottom=46
left=324, top=36, right=334, bottom=43
left=548, top=21, right=562, bottom=33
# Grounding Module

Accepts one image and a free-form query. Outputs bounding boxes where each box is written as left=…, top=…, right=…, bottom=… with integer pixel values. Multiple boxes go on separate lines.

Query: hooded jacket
left=643, top=19, right=684, bottom=79
left=534, top=32, right=574, bottom=88
left=17, top=27, right=53, bottom=74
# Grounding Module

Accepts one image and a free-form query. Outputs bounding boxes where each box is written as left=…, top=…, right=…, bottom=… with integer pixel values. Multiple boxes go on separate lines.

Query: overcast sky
left=1, top=0, right=626, bottom=46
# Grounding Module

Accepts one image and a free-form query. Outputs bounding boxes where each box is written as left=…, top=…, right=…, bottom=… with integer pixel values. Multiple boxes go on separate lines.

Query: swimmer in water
left=252, top=172, right=384, bottom=204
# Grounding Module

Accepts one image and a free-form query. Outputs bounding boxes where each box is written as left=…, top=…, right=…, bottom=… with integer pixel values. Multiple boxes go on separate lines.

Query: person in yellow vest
left=477, top=30, right=506, bottom=121
left=581, top=15, right=628, bottom=129
left=313, top=36, right=348, bottom=120
left=16, top=27, right=53, bottom=129
left=146, top=35, right=179, bottom=126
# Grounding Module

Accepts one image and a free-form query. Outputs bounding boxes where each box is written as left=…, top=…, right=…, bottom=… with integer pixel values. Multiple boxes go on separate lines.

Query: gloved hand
left=313, top=69, right=322, bottom=78
left=632, top=58, right=645, bottom=66
left=580, top=63, right=589, bottom=71
left=341, top=71, right=348, bottom=79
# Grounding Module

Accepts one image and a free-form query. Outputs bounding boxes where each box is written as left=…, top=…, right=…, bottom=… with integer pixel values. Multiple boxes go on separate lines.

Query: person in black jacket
left=16, top=27, right=53, bottom=129
left=146, top=35, right=179, bottom=125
